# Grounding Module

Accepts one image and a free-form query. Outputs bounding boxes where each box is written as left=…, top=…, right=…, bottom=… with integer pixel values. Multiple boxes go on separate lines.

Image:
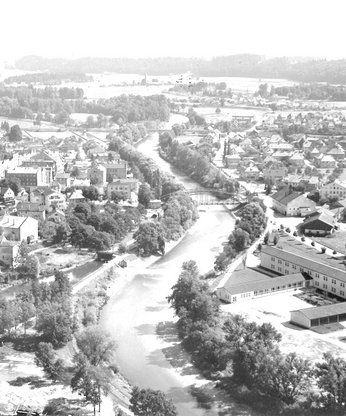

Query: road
left=99, top=133, right=237, bottom=416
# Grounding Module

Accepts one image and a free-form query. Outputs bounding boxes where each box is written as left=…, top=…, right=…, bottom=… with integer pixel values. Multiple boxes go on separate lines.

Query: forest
left=15, top=54, right=346, bottom=83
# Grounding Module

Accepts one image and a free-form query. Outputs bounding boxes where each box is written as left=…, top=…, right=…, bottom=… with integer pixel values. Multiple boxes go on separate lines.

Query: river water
left=99, top=133, right=235, bottom=415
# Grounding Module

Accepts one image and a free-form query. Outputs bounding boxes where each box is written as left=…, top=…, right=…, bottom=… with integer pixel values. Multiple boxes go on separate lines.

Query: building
left=243, top=165, right=260, bottom=181
left=0, top=187, right=15, bottom=204
left=320, top=180, right=346, bottom=200
left=55, top=173, right=72, bottom=190
left=320, top=155, right=337, bottom=169
left=216, top=268, right=308, bottom=303
left=5, top=167, right=48, bottom=188
left=68, top=189, right=85, bottom=205
left=102, top=162, right=127, bottom=182
left=272, top=188, right=316, bottom=216
left=45, top=191, right=67, bottom=211
left=263, top=162, right=288, bottom=183
left=16, top=202, right=46, bottom=221
left=21, top=151, right=57, bottom=180
left=107, top=178, right=139, bottom=200
left=291, top=302, right=346, bottom=329
left=0, top=235, right=19, bottom=267
left=0, top=215, right=38, bottom=242
left=260, top=235, right=346, bottom=300
left=47, top=208, right=65, bottom=223
left=225, top=154, right=241, bottom=169
left=300, top=211, right=336, bottom=236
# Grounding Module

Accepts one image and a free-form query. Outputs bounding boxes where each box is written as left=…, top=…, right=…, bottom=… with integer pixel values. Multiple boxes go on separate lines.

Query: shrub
left=311, top=241, right=315, bottom=246
left=301, top=237, right=305, bottom=242
left=333, top=250, right=337, bottom=255
left=285, top=227, right=291, bottom=233
left=293, top=231, right=298, bottom=237
left=321, top=247, right=326, bottom=253
left=118, top=243, right=127, bottom=254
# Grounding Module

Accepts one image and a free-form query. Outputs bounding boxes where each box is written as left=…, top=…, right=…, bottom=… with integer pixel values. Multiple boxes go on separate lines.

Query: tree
left=75, top=326, right=116, bottom=367
left=17, top=255, right=40, bottom=281
left=35, top=342, right=64, bottom=381
left=17, top=299, right=36, bottom=335
left=138, top=184, right=151, bottom=207
left=315, top=352, right=346, bottom=410
left=53, top=222, right=71, bottom=243
left=130, top=387, right=177, bottom=416
left=70, top=166, right=81, bottom=178
left=134, top=222, right=165, bottom=256
left=36, top=300, right=73, bottom=347
left=8, top=124, right=22, bottom=141
left=82, top=186, right=99, bottom=201
left=259, top=352, right=312, bottom=405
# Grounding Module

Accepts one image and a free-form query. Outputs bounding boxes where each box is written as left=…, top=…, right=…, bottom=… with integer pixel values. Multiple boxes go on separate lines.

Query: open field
left=312, top=231, right=346, bottom=254
left=221, top=289, right=346, bottom=362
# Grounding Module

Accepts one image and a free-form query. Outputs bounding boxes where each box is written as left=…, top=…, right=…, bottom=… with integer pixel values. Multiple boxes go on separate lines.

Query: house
left=261, top=235, right=346, bottom=300
left=291, top=303, right=346, bottom=329
left=300, top=211, right=336, bottom=236
left=55, top=173, right=72, bottom=190
left=225, top=154, right=241, bottom=169
left=45, top=191, right=67, bottom=211
left=107, top=178, right=139, bottom=200
left=290, top=152, right=305, bottom=167
left=320, top=155, right=337, bottom=169
left=0, top=234, right=20, bottom=267
left=320, top=180, right=346, bottom=200
left=272, top=188, right=316, bottom=216
left=263, top=162, right=288, bottom=183
left=327, top=148, right=345, bottom=161
left=16, top=188, right=29, bottom=203
left=243, top=165, right=260, bottom=181
left=0, top=215, right=38, bottom=242
left=68, top=189, right=85, bottom=205
left=0, top=187, right=15, bottom=204
left=17, top=202, right=46, bottom=221
left=216, top=268, right=308, bottom=303
left=47, top=208, right=65, bottom=223
left=102, top=162, right=127, bottom=182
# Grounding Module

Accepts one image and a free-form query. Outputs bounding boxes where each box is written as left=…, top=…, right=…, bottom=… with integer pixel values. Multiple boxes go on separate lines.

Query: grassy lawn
left=312, top=231, right=346, bottom=253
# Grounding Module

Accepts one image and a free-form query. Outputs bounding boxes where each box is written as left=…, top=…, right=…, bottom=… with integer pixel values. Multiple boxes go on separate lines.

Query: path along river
left=99, top=133, right=236, bottom=416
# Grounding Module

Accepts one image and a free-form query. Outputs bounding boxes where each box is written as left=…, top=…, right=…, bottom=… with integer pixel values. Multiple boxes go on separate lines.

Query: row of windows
left=315, top=281, right=346, bottom=297
left=270, top=257, right=346, bottom=290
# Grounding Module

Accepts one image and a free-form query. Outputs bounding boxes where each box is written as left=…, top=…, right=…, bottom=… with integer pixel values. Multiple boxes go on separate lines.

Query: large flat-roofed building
left=261, top=234, right=346, bottom=299
left=291, top=302, right=346, bottom=329
left=102, top=162, right=127, bottom=182
left=216, top=267, right=309, bottom=303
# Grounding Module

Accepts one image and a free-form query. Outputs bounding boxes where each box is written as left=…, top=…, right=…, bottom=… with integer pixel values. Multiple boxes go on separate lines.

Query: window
left=332, top=279, right=336, bottom=285
left=323, top=284, right=328, bottom=289
left=315, top=273, right=320, bottom=278
left=300, top=267, right=304, bottom=272
left=285, top=262, right=289, bottom=266
left=278, top=260, right=282, bottom=264
left=341, top=283, right=345, bottom=288
left=341, top=290, right=345, bottom=296
left=323, top=276, right=328, bottom=281
left=278, top=267, right=282, bottom=272
left=315, top=281, right=319, bottom=287
left=332, top=287, right=336, bottom=293
left=292, top=264, right=297, bottom=270
left=285, top=269, right=289, bottom=274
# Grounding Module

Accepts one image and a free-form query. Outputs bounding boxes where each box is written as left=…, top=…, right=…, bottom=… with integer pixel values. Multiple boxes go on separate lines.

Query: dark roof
left=222, top=270, right=306, bottom=296
left=292, top=302, right=346, bottom=320
left=302, top=212, right=335, bottom=228
left=29, top=151, right=55, bottom=162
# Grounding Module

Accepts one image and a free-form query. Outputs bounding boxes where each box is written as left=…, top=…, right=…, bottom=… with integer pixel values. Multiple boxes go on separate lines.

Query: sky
left=2, top=0, right=346, bottom=62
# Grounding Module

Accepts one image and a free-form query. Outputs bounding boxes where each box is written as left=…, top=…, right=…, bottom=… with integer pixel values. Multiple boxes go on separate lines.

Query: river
left=100, top=133, right=235, bottom=415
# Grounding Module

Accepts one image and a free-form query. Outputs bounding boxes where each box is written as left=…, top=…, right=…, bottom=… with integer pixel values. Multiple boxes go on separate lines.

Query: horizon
left=3, top=0, right=346, bottom=62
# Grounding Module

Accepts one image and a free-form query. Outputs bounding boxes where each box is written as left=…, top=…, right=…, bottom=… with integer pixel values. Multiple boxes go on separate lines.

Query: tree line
left=108, top=136, right=199, bottom=254
left=258, top=82, right=346, bottom=101
left=168, top=260, right=346, bottom=415
left=4, top=72, right=91, bottom=85
left=16, top=54, right=346, bottom=83
left=215, top=201, right=267, bottom=271
left=159, top=129, right=238, bottom=195
left=0, top=86, right=170, bottom=125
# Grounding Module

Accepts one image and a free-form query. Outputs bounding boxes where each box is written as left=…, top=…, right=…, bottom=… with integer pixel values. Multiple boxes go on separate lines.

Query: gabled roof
left=292, top=302, right=346, bottom=320
left=302, top=211, right=335, bottom=228
left=17, top=202, right=45, bottom=212
left=0, top=234, right=17, bottom=247
left=29, top=151, right=56, bottom=162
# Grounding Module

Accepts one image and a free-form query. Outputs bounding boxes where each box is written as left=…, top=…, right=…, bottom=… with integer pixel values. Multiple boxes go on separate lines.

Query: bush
left=285, top=227, right=291, bottom=233
left=333, top=250, right=337, bottom=255
left=311, top=241, right=315, bottom=246
left=301, top=237, right=305, bottom=242
left=293, top=231, right=298, bottom=237
left=321, top=247, right=326, bottom=253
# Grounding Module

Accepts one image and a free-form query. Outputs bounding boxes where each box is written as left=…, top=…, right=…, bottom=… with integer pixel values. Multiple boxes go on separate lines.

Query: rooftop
left=261, top=234, right=346, bottom=281
left=292, top=302, right=346, bottom=320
